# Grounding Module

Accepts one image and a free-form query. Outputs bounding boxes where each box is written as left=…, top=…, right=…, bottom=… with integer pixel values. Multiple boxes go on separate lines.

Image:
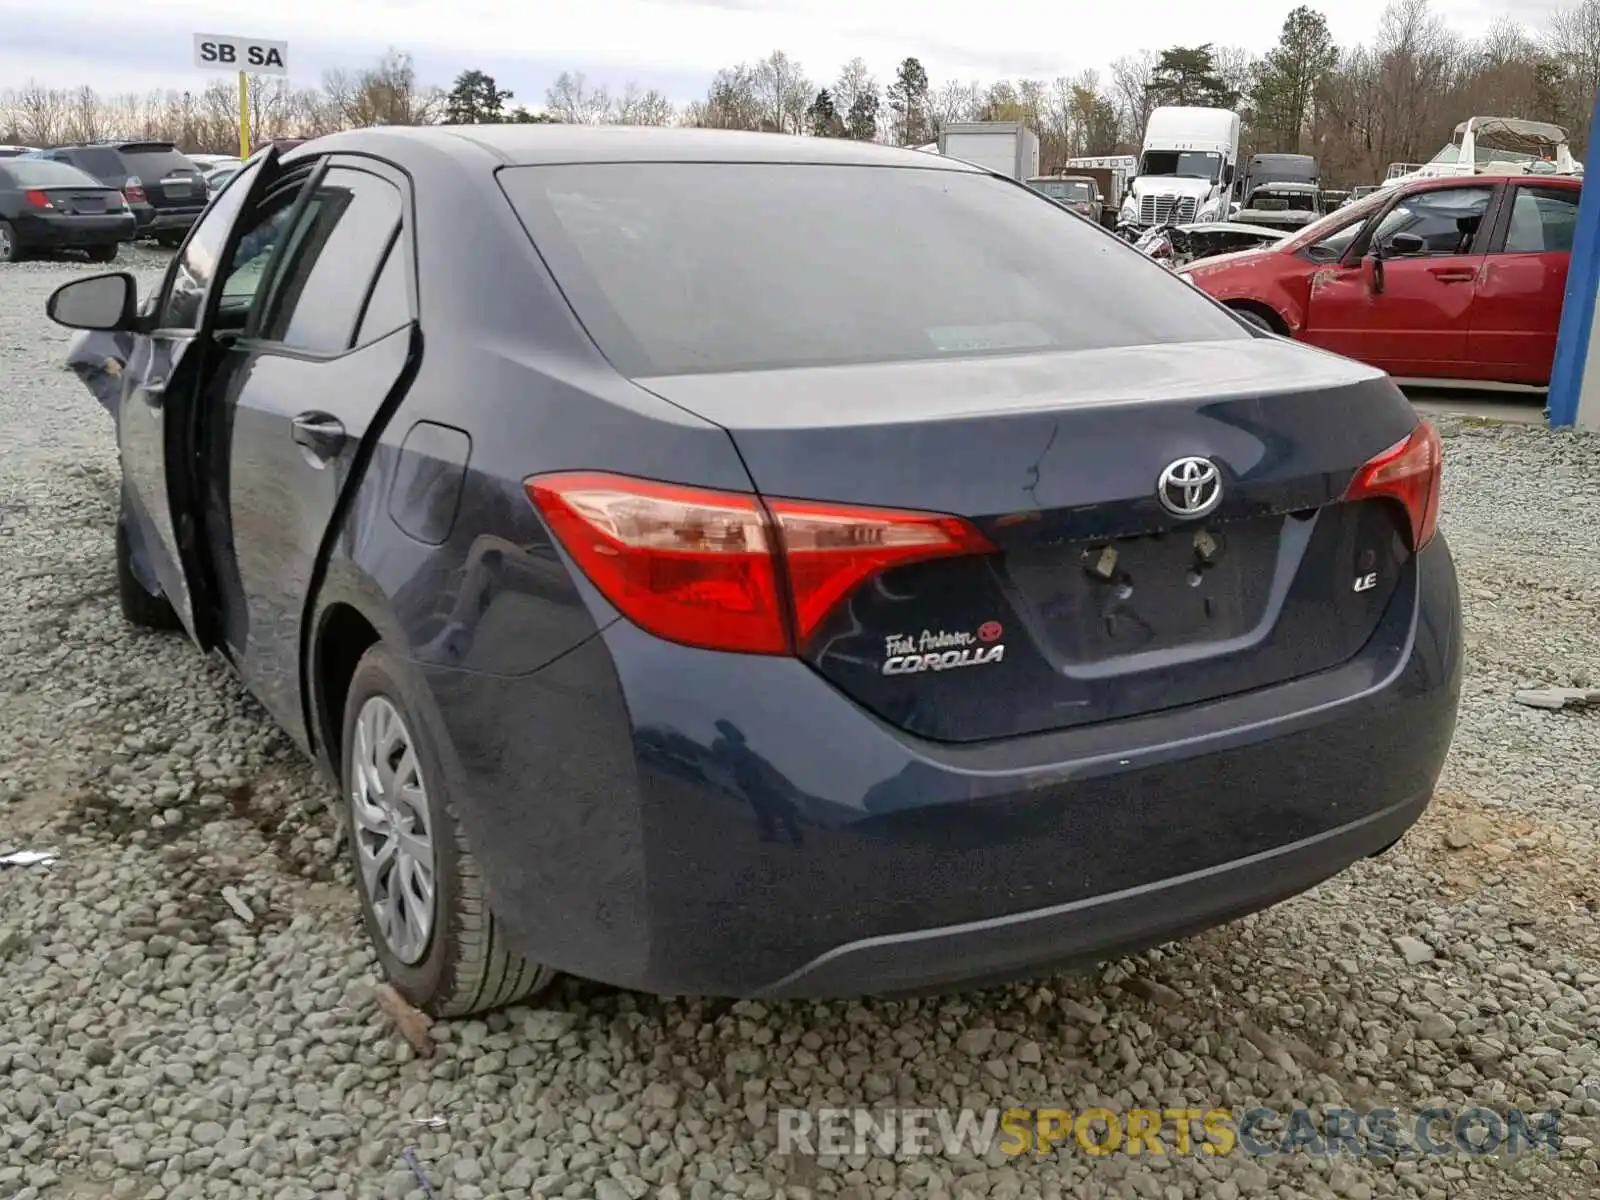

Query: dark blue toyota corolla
left=46, top=125, right=1461, bottom=1016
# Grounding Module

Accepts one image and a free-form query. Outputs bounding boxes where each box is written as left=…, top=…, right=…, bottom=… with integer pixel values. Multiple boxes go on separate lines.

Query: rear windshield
left=499, top=162, right=1246, bottom=376
left=66, top=147, right=128, bottom=179
left=120, top=146, right=199, bottom=178
left=1, top=159, right=101, bottom=187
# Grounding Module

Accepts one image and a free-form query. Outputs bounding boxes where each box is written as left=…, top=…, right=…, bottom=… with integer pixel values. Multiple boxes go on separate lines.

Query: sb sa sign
left=193, top=33, right=289, bottom=77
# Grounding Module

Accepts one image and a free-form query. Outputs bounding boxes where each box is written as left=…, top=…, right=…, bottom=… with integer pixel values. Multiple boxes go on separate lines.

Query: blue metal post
left=1548, top=87, right=1600, bottom=427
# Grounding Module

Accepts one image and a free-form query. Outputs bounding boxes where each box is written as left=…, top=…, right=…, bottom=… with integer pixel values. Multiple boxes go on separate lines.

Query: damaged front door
left=117, top=148, right=284, bottom=647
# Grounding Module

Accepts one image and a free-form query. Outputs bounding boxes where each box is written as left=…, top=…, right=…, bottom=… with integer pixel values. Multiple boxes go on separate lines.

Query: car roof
left=287, top=124, right=982, bottom=171
left=1401, top=172, right=1581, bottom=193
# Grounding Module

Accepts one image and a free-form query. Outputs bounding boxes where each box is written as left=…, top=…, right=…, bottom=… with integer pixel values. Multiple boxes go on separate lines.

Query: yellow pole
left=238, top=70, right=250, bottom=159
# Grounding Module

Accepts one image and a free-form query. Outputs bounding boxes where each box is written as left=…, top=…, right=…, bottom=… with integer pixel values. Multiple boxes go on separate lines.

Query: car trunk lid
left=32, top=186, right=124, bottom=215
left=638, top=338, right=1424, bottom=742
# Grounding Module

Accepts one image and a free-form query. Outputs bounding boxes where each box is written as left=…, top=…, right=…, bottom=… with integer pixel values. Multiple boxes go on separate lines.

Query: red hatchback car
left=1181, top=174, right=1581, bottom=387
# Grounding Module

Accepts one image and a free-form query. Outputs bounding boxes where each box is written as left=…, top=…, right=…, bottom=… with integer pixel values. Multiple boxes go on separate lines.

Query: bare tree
left=833, top=57, right=874, bottom=127
left=684, top=64, right=765, bottom=130
left=754, top=50, right=811, bottom=133
left=1547, top=0, right=1600, bottom=141
left=928, top=79, right=980, bottom=137
left=10, top=84, right=70, bottom=145
left=1111, top=51, right=1157, bottom=148
left=613, top=83, right=674, bottom=127
left=545, top=71, right=613, bottom=124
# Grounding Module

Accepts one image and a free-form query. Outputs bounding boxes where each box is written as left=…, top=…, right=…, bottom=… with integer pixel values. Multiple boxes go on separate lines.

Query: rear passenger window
left=260, top=167, right=402, bottom=354
left=353, top=236, right=412, bottom=346
left=1504, top=187, right=1579, bottom=254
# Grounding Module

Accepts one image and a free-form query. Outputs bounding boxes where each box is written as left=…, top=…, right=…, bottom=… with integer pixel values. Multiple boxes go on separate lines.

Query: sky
left=0, top=0, right=1562, bottom=110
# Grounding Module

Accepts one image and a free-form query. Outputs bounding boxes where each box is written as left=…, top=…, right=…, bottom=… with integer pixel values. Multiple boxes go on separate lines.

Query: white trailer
left=937, top=122, right=1041, bottom=182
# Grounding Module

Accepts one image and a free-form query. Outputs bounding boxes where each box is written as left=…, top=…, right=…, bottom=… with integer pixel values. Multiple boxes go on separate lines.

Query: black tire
left=116, top=517, right=182, bottom=632
left=87, top=244, right=119, bottom=264
left=0, top=220, right=25, bottom=263
left=342, top=643, right=555, bottom=1017
left=1231, top=305, right=1281, bottom=335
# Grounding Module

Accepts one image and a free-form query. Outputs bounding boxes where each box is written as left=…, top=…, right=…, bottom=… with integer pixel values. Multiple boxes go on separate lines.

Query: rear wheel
left=342, top=643, right=555, bottom=1016
left=0, top=220, right=24, bottom=263
left=115, top=516, right=182, bottom=631
left=86, top=244, right=119, bottom=264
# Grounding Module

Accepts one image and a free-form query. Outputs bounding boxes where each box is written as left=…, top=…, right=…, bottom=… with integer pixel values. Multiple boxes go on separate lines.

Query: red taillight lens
left=769, top=499, right=995, bottom=643
left=526, top=472, right=995, bottom=655
left=528, top=474, right=786, bottom=654
left=23, top=189, right=52, bottom=209
left=1343, top=421, right=1442, bottom=550
left=124, top=178, right=146, bottom=204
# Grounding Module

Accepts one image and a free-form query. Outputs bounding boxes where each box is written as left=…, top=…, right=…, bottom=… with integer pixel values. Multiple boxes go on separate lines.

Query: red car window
left=1504, top=187, right=1579, bottom=253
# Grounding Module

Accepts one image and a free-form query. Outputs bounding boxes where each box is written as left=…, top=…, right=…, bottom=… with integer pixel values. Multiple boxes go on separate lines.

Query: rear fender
left=305, top=556, right=412, bottom=781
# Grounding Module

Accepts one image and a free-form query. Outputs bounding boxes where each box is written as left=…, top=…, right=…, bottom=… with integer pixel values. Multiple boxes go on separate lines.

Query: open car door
left=117, top=145, right=285, bottom=647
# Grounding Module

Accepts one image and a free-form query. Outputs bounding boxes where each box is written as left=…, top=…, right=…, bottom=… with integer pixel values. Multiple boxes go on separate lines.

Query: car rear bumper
left=13, top=212, right=137, bottom=246
left=418, top=536, right=1462, bottom=998
left=132, top=207, right=202, bottom=234
left=762, top=789, right=1429, bottom=997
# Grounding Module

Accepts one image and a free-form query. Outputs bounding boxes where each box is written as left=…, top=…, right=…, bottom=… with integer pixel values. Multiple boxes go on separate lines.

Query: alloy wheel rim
left=350, top=695, right=437, bottom=964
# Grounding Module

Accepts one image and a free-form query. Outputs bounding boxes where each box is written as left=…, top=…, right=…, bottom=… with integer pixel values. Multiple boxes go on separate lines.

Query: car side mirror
left=47, top=273, right=137, bottom=332
left=1387, top=231, right=1426, bottom=257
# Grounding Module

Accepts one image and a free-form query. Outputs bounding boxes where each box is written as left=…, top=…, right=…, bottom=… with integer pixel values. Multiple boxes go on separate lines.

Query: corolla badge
left=882, top=625, right=1005, bottom=676
left=1156, top=456, right=1223, bottom=519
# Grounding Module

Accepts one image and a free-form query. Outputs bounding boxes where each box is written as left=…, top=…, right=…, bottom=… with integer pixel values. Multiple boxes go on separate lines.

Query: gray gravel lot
left=2, top=248, right=1599, bottom=1200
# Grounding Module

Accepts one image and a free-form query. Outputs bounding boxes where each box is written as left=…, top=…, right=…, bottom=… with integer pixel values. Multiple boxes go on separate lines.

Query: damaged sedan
left=50, top=126, right=1460, bottom=1015
left=1183, top=172, right=1580, bottom=386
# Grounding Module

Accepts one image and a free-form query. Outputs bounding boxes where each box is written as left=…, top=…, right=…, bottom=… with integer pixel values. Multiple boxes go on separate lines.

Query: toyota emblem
left=1156, top=457, right=1222, bottom=519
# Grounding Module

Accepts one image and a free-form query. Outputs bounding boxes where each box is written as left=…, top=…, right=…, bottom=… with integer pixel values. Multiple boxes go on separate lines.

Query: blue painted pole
left=1547, top=87, right=1600, bottom=428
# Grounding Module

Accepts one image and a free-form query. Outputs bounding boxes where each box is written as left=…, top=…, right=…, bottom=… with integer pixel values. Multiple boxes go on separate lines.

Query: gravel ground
left=2, top=248, right=1599, bottom=1200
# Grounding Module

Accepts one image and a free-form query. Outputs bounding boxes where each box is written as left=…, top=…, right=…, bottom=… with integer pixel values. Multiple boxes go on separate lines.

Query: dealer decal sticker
left=882, top=625, right=1006, bottom=676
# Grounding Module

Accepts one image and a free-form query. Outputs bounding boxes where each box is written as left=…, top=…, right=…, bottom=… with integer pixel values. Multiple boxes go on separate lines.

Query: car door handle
left=1428, top=268, right=1477, bottom=282
left=290, top=412, right=347, bottom=460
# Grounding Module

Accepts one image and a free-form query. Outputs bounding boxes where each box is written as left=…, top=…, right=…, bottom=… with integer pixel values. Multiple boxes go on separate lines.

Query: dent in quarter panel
left=389, top=421, right=472, bottom=545
left=344, top=443, right=606, bottom=676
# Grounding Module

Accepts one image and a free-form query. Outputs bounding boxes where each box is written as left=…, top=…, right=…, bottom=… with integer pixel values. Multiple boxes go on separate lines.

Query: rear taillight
left=124, top=177, right=146, bottom=204
left=23, top=189, right=52, bottom=209
left=526, top=472, right=995, bottom=655
left=1343, top=421, right=1442, bottom=550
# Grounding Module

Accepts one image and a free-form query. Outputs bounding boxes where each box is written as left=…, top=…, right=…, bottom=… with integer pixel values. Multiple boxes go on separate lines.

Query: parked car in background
left=1026, top=174, right=1110, bottom=225
left=0, top=157, right=136, bottom=262
left=189, top=153, right=243, bottom=172
left=35, top=142, right=206, bottom=245
left=1181, top=173, right=1581, bottom=387
left=45, top=126, right=1460, bottom=1016
left=203, top=165, right=240, bottom=197
left=0, top=144, right=40, bottom=158
left=1133, top=220, right=1289, bottom=267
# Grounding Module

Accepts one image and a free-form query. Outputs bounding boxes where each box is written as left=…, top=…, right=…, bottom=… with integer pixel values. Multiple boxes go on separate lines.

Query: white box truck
left=937, top=122, right=1041, bottom=182
left=1119, top=107, right=1241, bottom=230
